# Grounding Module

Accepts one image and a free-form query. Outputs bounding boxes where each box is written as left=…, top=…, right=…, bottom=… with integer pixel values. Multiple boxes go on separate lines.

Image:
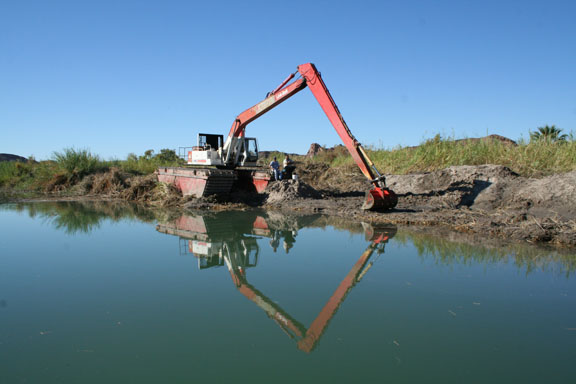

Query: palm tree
left=530, top=125, right=568, bottom=143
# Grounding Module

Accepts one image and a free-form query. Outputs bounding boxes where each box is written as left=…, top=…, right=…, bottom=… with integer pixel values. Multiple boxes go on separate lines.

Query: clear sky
left=1, top=0, right=575, bottom=160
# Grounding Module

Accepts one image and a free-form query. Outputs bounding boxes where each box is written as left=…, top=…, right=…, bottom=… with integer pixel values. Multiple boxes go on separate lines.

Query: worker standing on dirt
left=269, top=157, right=280, bottom=181
left=283, top=155, right=293, bottom=168
left=282, top=154, right=296, bottom=180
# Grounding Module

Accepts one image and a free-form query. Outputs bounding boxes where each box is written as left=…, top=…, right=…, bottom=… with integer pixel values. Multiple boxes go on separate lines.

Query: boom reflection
left=156, top=211, right=397, bottom=353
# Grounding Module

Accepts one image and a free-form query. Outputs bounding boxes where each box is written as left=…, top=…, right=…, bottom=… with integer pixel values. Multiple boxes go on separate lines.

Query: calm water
left=1, top=202, right=575, bottom=384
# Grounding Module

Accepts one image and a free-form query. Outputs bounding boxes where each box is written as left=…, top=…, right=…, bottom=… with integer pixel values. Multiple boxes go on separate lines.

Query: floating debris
left=393, top=340, right=400, bottom=347
left=448, top=310, right=457, bottom=317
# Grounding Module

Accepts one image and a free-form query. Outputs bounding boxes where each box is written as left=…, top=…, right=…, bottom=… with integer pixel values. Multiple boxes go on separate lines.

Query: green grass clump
left=0, top=160, right=58, bottom=190
left=50, top=148, right=184, bottom=178
left=53, top=148, right=106, bottom=179
left=1, top=148, right=185, bottom=197
left=0, top=161, right=22, bottom=186
left=115, top=149, right=184, bottom=174
left=116, top=156, right=160, bottom=174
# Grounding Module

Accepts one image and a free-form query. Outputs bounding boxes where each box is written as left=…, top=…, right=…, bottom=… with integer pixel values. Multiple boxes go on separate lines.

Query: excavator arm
left=297, top=63, right=397, bottom=210
left=222, top=74, right=307, bottom=166
left=297, top=64, right=380, bottom=185
left=222, top=63, right=397, bottom=210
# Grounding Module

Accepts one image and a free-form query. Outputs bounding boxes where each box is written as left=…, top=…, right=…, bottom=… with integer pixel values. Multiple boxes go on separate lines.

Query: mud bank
left=4, top=164, right=575, bottom=248
left=263, top=165, right=576, bottom=248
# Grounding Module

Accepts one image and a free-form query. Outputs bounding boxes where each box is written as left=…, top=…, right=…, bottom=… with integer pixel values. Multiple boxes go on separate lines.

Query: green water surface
left=0, top=202, right=575, bottom=384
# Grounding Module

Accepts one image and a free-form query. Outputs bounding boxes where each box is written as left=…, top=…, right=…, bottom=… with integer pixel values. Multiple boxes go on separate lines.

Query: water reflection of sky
left=1, top=202, right=575, bottom=383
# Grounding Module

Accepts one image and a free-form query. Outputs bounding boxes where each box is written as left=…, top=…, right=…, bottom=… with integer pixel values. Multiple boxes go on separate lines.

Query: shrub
left=0, top=162, right=19, bottom=186
left=117, top=149, right=184, bottom=175
left=52, top=148, right=105, bottom=178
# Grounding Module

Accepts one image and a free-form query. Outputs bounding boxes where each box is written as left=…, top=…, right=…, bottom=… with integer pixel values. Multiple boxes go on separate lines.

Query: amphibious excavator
left=157, top=63, right=397, bottom=211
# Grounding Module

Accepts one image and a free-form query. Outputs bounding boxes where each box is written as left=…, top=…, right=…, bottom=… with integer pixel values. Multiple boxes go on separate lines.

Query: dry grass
left=306, top=135, right=576, bottom=177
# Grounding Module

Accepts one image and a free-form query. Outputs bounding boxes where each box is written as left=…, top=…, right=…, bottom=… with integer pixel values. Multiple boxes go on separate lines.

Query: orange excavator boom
left=222, top=63, right=397, bottom=210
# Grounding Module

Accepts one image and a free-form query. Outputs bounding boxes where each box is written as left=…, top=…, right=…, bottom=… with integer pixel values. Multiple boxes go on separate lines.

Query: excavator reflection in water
left=156, top=211, right=396, bottom=353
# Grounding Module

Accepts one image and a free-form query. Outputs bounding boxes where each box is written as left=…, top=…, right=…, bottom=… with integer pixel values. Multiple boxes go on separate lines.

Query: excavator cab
left=238, top=137, right=259, bottom=166
left=188, top=133, right=259, bottom=168
left=199, top=133, right=224, bottom=150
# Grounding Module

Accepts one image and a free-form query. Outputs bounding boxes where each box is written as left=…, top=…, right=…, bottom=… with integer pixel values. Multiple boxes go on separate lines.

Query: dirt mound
left=505, top=171, right=576, bottom=220
left=263, top=164, right=576, bottom=247
left=298, top=162, right=330, bottom=184
left=386, top=165, right=576, bottom=221
left=265, top=180, right=322, bottom=204
left=386, top=165, right=520, bottom=209
left=454, top=134, right=517, bottom=146
left=387, top=165, right=518, bottom=195
left=297, top=162, right=370, bottom=193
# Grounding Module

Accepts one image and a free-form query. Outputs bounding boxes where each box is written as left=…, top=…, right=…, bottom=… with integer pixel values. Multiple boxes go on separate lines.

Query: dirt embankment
left=7, top=163, right=576, bottom=248
left=263, top=164, right=576, bottom=248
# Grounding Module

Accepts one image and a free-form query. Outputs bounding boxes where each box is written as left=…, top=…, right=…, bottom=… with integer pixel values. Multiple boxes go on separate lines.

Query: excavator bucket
left=362, top=187, right=398, bottom=211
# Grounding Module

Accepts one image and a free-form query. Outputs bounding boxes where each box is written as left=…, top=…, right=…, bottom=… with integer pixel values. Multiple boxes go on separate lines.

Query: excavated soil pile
left=386, top=165, right=519, bottom=210
left=298, top=162, right=368, bottom=193
left=274, top=164, right=576, bottom=247
left=265, top=180, right=322, bottom=204
left=387, top=165, right=576, bottom=221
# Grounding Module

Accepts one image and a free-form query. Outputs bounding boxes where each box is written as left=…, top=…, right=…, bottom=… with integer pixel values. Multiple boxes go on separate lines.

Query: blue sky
left=1, top=0, right=575, bottom=160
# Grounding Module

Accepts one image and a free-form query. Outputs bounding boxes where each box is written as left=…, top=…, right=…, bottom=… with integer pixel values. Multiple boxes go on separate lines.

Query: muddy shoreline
left=265, top=165, right=576, bottom=248
left=2, top=164, right=575, bottom=249
left=185, top=164, right=576, bottom=248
